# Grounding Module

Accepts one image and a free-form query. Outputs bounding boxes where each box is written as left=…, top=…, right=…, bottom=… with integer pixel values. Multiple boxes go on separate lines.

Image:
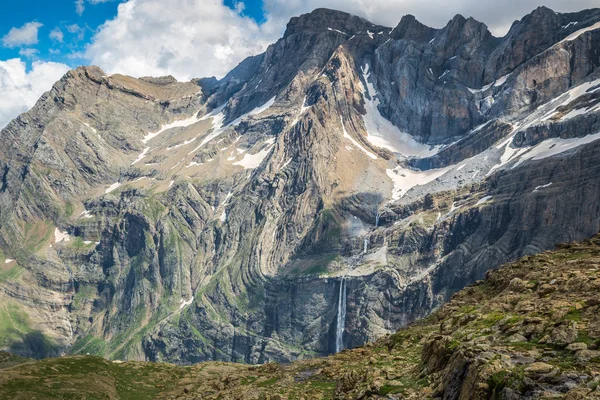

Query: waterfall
left=335, top=277, right=347, bottom=353
left=375, top=213, right=380, bottom=227
left=363, top=237, right=368, bottom=254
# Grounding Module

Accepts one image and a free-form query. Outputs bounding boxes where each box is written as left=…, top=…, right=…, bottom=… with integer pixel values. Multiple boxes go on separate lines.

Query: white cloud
left=85, top=0, right=276, bottom=80
left=1, top=22, right=43, bottom=48
left=50, top=27, right=64, bottom=43
left=18, top=48, right=39, bottom=58
left=75, top=0, right=85, bottom=16
left=0, top=59, right=70, bottom=129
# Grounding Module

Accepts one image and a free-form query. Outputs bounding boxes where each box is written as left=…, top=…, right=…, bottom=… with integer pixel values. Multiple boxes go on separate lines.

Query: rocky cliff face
left=2, top=234, right=600, bottom=399
left=0, top=6, right=600, bottom=365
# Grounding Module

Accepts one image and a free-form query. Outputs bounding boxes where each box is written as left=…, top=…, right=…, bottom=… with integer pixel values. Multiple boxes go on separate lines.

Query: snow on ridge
left=143, top=111, right=202, bottom=144
left=475, top=196, right=493, bottom=206
left=559, top=21, right=600, bottom=44
left=291, top=96, right=309, bottom=126
left=105, top=182, right=121, bottom=194
left=511, top=131, right=600, bottom=169
left=131, top=147, right=151, bottom=165
left=190, top=97, right=276, bottom=156
left=562, top=21, right=578, bottom=29
left=533, top=182, right=553, bottom=193
left=340, top=116, right=377, bottom=160
left=493, top=73, right=511, bottom=87
left=328, top=27, right=347, bottom=35
left=439, top=70, right=450, bottom=80
left=360, top=64, right=439, bottom=157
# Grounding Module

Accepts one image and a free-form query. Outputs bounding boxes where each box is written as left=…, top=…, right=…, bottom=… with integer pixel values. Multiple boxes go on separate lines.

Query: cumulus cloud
left=85, top=0, right=277, bottom=80
left=0, top=59, right=70, bottom=129
left=1, top=22, right=43, bottom=48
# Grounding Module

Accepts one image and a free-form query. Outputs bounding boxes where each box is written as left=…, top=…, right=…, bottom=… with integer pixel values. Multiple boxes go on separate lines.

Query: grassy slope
left=1, top=235, right=600, bottom=399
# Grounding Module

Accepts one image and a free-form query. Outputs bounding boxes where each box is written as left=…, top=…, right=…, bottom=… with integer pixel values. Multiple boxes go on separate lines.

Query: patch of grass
left=288, top=254, right=340, bottom=275
left=0, top=303, right=32, bottom=347
left=64, top=202, right=74, bottom=218
left=308, top=380, right=335, bottom=392
left=379, top=384, right=404, bottom=395
left=22, top=220, right=54, bottom=254
left=68, top=237, right=95, bottom=251
left=0, top=264, right=25, bottom=283
left=563, top=307, right=581, bottom=322
left=256, top=376, right=279, bottom=387
left=488, top=366, right=526, bottom=397
left=71, top=335, right=107, bottom=357
left=321, top=209, right=342, bottom=242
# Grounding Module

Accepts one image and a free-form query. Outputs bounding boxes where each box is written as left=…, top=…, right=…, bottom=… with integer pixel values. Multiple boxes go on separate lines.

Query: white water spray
left=363, top=237, right=369, bottom=254
left=335, top=276, right=347, bottom=353
left=375, top=213, right=380, bottom=227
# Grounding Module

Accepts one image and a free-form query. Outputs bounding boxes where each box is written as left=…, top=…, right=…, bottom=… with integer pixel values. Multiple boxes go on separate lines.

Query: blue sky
left=0, top=0, right=122, bottom=68
left=0, top=0, right=266, bottom=71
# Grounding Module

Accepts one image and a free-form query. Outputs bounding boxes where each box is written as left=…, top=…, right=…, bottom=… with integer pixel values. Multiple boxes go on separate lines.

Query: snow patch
left=131, top=146, right=151, bottom=165
left=512, top=132, right=600, bottom=169
left=232, top=142, right=275, bottom=169
left=559, top=21, right=600, bottom=43
left=80, top=210, right=93, bottom=219
left=439, top=70, right=450, bottom=80
left=361, top=64, right=438, bottom=157
left=54, top=228, right=70, bottom=243
left=562, top=21, right=578, bottom=29
left=386, top=165, right=452, bottom=200
left=180, top=297, right=194, bottom=310
left=185, top=161, right=203, bottom=168
left=475, top=196, right=493, bottom=206
left=340, top=117, right=377, bottom=160
left=190, top=97, right=275, bottom=155
left=4, top=259, right=13, bottom=264
left=328, top=27, right=347, bottom=35
left=105, top=182, right=121, bottom=194
left=143, top=112, right=202, bottom=144
left=533, top=182, right=553, bottom=193
left=278, top=158, right=293, bottom=172
left=493, top=73, right=511, bottom=87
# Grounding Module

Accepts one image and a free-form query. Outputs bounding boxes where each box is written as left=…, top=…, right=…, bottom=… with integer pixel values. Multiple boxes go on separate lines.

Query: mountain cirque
left=0, top=5, right=600, bottom=368
left=1, top=234, right=600, bottom=399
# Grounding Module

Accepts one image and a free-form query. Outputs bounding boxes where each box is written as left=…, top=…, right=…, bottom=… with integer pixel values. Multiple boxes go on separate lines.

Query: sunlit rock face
left=0, top=6, right=600, bottom=364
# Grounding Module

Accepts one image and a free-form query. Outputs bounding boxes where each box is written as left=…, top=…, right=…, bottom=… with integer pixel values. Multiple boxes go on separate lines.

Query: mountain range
left=0, top=5, right=599, bottom=367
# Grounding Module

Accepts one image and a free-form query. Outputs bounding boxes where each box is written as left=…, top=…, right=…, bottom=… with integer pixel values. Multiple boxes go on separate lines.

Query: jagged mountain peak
left=285, top=7, right=386, bottom=37
left=391, top=14, right=435, bottom=42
